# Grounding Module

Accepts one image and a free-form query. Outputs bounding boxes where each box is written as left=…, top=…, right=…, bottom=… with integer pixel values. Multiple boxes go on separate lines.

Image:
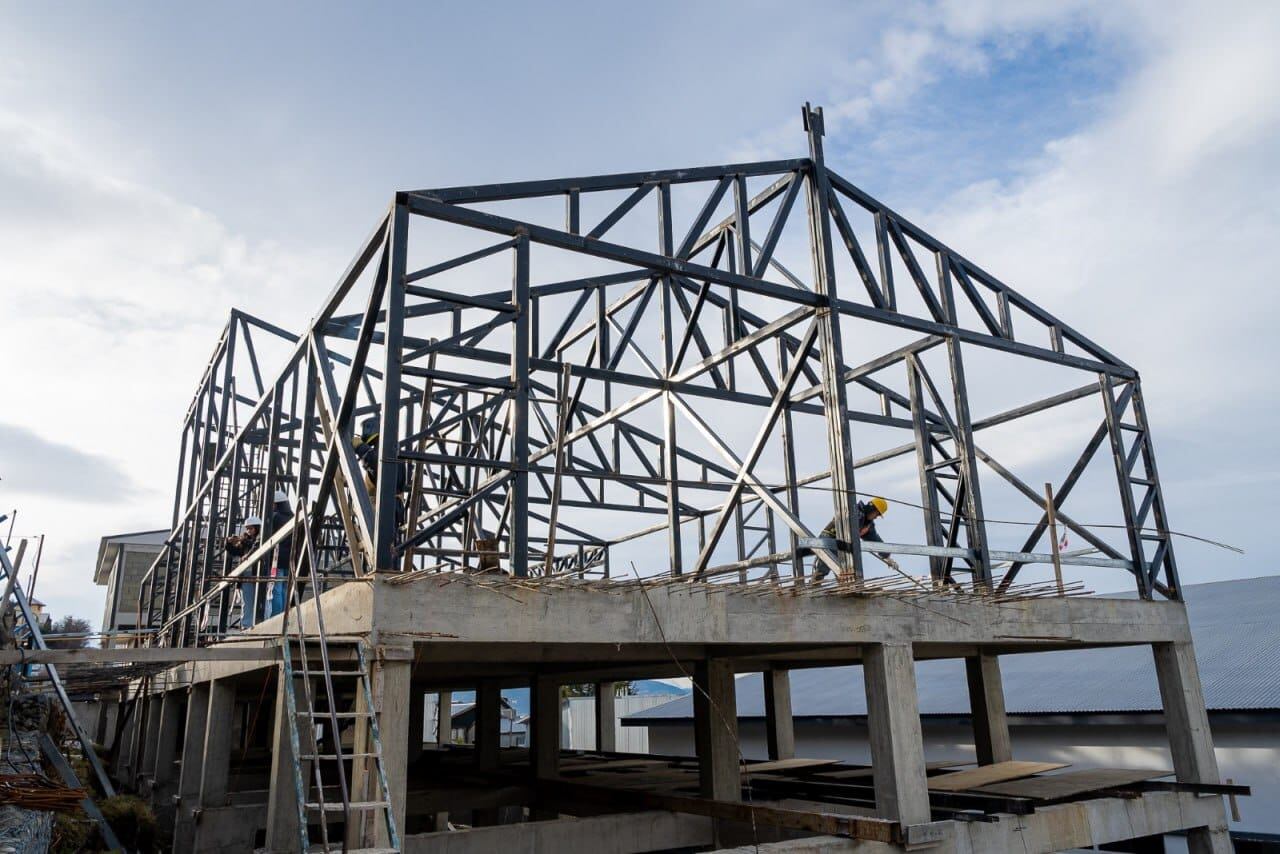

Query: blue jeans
left=239, top=582, right=257, bottom=628
left=265, top=567, right=287, bottom=619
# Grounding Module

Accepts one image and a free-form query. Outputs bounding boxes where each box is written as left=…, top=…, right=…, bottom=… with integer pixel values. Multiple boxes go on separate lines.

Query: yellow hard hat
left=869, top=496, right=889, bottom=516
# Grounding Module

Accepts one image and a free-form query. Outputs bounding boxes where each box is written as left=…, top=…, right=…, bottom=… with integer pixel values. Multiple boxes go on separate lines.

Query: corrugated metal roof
left=629, top=575, right=1280, bottom=721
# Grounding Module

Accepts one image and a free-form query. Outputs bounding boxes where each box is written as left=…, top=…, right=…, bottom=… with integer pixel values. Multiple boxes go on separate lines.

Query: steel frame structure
left=140, top=105, right=1182, bottom=649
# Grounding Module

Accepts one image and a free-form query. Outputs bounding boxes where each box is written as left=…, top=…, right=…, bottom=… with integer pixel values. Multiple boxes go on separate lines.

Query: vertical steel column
left=937, top=256, right=992, bottom=586
left=509, top=235, right=531, bottom=576
left=777, top=340, right=804, bottom=579
left=374, top=199, right=409, bottom=571
left=906, top=356, right=946, bottom=581
left=1101, top=374, right=1151, bottom=599
left=1129, top=381, right=1181, bottom=598
left=657, top=183, right=684, bottom=575
left=801, top=105, right=863, bottom=579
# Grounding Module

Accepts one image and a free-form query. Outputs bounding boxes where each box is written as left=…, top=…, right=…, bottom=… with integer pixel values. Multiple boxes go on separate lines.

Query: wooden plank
left=926, top=760, right=1068, bottom=792
left=565, top=758, right=667, bottom=772
left=742, top=758, right=841, bottom=775
left=974, top=767, right=1172, bottom=801
left=820, top=760, right=968, bottom=781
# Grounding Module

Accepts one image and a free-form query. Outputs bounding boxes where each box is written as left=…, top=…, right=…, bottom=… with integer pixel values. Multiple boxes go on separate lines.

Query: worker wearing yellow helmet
left=816, top=497, right=899, bottom=577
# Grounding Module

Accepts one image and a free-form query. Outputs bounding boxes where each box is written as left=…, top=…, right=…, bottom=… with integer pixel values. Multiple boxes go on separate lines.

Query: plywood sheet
left=926, top=760, right=1069, bottom=792
left=973, top=767, right=1172, bottom=801
left=820, top=760, right=968, bottom=781
left=741, top=758, right=841, bottom=775
left=564, top=758, right=665, bottom=772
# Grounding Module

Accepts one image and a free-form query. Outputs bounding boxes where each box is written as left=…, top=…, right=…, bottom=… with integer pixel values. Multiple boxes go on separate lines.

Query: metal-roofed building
left=94, top=529, right=167, bottom=647
left=629, top=575, right=1280, bottom=843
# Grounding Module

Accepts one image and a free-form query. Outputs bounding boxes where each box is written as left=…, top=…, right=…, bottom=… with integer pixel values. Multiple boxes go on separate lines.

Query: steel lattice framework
left=140, top=105, right=1182, bottom=648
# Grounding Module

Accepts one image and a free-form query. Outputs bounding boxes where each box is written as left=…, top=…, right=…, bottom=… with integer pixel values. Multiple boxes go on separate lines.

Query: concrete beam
left=693, top=658, right=740, bottom=802
left=763, top=669, right=795, bottom=761
left=596, top=681, right=618, bottom=752
left=715, top=790, right=1230, bottom=853
left=1152, top=641, right=1231, bottom=854
left=370, top=576, right=1192, bottom=651
left=964, top=654, right=1011, bottom=765
left=403, top=809, right=713, bottom=854
left=0, top=646, right=279, bottom=666
left=863, top=643, right=930, bottom=826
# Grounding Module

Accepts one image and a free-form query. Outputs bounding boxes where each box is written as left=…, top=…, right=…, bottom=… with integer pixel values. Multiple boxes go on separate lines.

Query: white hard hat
left=273, top=490, right=288, bottom=503
left=243, top=515, right=263, bottom=528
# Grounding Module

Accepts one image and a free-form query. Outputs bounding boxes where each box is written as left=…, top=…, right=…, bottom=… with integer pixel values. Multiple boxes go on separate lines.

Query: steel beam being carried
left=138, top=104, right=1183, bottom=651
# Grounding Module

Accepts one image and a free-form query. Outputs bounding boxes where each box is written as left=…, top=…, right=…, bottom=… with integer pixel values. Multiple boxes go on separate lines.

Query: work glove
left=882, top=556, right=901, bottom=572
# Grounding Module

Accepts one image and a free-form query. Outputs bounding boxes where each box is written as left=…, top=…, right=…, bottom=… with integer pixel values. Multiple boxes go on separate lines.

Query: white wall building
left=94, top=529, right=167, bottom=647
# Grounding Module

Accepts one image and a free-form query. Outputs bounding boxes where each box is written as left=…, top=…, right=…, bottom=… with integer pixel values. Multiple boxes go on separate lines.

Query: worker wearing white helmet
left=225, top=516, right=263, bottom=627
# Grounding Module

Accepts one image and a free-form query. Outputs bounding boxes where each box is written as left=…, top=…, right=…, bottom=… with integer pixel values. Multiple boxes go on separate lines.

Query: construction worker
left=354, top=416, right=408, bottom=526
left=813, top=497, right=900, bottom=579
left=265, top=490, right=292, bottom=619
left=354, top=416, right=407, bottom=493
left=226, top=516, right=262, bottom=627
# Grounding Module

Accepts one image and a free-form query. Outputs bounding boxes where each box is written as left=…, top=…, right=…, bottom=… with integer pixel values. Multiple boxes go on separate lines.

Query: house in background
left=94, top=529, right=167, bottom=647
left=561, top=693, right=683, bottom=753
left=627, top=575, right=1280, bottom=852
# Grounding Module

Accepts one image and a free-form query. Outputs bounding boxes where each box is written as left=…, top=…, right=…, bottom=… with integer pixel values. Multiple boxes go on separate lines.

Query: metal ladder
left=279, top=508, right=401, bottom=853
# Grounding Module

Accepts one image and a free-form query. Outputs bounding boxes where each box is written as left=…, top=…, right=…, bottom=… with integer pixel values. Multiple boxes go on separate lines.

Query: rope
left=788, top=484, right=1245, bottom=555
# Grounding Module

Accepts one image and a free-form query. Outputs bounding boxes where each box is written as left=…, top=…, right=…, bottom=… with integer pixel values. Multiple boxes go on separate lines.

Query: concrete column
left=408, top=682, right=426, bottom=765
left=964, top=654, right=1012, bottom=765
left=595, top=681, right=617, bottom=753
left=763, top=669, right=795, bottom=761
left=693, top=658, right=739, bottom=802
left=533, top=675, right=561, bottom=779
left=152, top=691, right=184, bottom=786
left=437, top=690, right=452, bottom=745
left=863, top=643, right=931, bottom=826
left=115, top=699, right=137, bottom=779
left=265, top=669, right=308, bottom=852
left=1153, top=642, right=1231, bottom=854
left=349, top=650, right=411, bottom=849
left=200, top=678, right=237, bottom=807
left=475, top=680, right=502, bottom=770
left=125, top=696, right=149, bottom=786
left=151, top=689, right=184, bottom=834
left=173, top=682, right=211, bottom=852
left=141, top=692, right=164, bottom=781
left=378, top=654, right=411, bottom=847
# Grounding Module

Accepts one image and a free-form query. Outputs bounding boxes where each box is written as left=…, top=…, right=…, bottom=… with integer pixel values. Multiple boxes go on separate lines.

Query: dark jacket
left=271, top=504, right=293, bottom=568
left=356, top=438, right=408, bottom=494
left=225, top=530, right=259, bottom=560
left=821, top=501, right=883, bottom=543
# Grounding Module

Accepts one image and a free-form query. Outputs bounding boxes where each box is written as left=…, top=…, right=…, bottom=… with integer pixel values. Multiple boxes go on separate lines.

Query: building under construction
left=80, top=105, right=1240, bottom=852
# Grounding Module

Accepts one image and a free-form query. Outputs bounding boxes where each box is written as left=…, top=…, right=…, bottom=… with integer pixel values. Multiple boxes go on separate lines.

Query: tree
left=45, top=616, right=91, bottom=650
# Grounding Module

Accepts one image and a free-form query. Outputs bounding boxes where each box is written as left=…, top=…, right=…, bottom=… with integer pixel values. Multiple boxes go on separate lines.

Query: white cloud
left=0, top=102, right=332, bottom=622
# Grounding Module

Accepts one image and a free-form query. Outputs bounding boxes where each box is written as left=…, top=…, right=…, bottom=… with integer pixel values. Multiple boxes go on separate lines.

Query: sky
left=1, top=1, right=1277, bottom=625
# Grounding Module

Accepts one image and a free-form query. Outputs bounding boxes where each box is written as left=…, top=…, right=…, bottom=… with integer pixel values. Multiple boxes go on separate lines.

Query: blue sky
left=1, top=1, right=1277, bottom=623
